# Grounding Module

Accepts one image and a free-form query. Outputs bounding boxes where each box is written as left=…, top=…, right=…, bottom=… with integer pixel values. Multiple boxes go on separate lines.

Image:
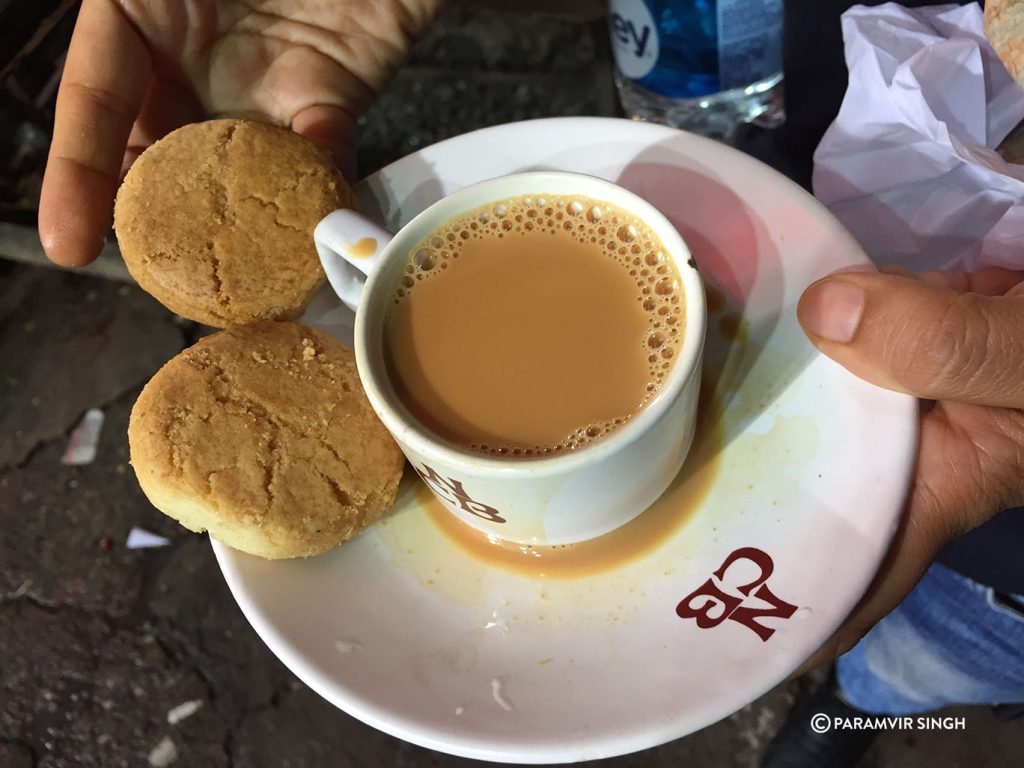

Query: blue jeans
left=837, top=564, right=1024, bottom=715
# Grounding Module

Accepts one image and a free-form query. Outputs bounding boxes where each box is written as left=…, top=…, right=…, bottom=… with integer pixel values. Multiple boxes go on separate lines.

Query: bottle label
left=717, top=0, right=783, bottom=91
left=608, top=0, right=660, bottom=81
left=608, top=0, right=782, bottom=97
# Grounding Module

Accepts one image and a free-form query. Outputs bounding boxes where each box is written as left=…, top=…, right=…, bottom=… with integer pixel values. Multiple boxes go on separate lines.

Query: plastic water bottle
left=608, top=0, right=785, bottom=142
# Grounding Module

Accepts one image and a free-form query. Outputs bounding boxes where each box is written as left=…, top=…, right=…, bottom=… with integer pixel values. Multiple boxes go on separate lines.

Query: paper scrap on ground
left=61, top=408, right=105, bottom=466
left=166, top=699, right=204, bottom=725
left=148, top=736, right=177, bottom=767
left=813, top=3, right=1024, bottom=272
left=126, top=528, right=172, bottom=549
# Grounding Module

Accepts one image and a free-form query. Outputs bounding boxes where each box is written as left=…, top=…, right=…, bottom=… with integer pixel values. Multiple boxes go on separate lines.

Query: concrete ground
left=2, top=4, right=1023, bottom=767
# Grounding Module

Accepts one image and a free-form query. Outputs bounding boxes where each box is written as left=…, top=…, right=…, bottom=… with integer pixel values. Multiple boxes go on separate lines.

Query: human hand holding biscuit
left=39, top=0, right=445, bottom=267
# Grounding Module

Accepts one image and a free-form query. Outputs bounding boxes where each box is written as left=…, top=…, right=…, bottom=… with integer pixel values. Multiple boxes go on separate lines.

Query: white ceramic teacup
left=314, top=172, right=706, bottom=546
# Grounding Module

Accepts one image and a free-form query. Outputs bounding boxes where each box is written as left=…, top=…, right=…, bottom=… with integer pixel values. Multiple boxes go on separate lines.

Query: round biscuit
left=114, top=119, right=354, bottom=327
left=128, top=321, right=404, bottom=559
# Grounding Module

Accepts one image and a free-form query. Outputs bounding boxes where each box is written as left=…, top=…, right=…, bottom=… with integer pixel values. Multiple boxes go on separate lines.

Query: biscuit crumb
left=301, top=338, right=316, bottom=361
left=251, top=351, right=266, bottom=364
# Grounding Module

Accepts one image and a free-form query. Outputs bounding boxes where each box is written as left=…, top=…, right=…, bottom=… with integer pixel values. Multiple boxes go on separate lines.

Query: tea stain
left=705, top=283, right=727, bottom=314
left=345, top=237, right=378, bottom=259
left=417, top=383, right=724, bottom=580
left=718, top=312, right=745, bottom=343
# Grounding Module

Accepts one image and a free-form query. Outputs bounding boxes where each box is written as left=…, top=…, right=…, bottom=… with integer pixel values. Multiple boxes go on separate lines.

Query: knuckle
left=933, top=295, right=990, bottom=390
left=889, top=295, right=989, bottom=397
left=62, top=80, right=136, bottom=123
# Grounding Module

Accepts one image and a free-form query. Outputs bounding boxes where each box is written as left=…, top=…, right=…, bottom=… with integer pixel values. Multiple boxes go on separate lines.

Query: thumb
left=798, top=272, right=1024, bottom=407
left=291, top=104, right=358, bottom=182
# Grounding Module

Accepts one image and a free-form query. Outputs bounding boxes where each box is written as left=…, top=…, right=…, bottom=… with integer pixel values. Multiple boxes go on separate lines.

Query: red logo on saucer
left=416, top=464, right=507, bottom=523
left=676, top=547, right=797, bottom=642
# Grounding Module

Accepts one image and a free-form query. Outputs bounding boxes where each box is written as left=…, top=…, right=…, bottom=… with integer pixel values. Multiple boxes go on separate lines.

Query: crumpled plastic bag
left=813, top=2, right=1024, bottom=271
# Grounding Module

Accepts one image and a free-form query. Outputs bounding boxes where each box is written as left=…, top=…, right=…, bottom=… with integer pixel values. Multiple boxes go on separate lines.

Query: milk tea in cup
left=383, top=193, right=685, bottom=457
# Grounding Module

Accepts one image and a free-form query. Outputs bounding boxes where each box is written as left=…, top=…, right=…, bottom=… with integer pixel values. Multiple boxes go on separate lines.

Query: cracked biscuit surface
left=128, top=321, right=404, bottom=559
left=988, top=1, right=1024, bottom=86
left=114, top=119, right=354, bottom=327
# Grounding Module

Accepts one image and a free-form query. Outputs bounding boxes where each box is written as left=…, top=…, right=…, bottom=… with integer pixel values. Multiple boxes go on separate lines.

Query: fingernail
left=800, top=280, right=865, bottom=343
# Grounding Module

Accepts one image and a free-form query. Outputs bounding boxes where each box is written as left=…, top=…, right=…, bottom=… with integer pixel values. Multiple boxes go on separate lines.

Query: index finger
left=39, top=0, right=152, bottom=266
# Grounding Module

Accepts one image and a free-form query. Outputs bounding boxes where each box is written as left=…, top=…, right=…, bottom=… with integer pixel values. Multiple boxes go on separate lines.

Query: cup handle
left=314, top=210, right=395, bottom=312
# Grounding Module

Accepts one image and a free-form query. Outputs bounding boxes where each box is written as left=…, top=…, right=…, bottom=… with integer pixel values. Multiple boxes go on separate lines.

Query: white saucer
left=212, top=118, right=917, bottom=763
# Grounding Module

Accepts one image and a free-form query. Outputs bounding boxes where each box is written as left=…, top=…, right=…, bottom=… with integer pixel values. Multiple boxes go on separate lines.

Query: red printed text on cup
left=416, top=464, right=507, bottom=524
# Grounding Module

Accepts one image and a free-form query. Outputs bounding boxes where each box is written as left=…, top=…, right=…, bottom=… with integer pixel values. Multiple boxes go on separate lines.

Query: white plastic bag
left=813, top=2, right=1024, bottom=271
